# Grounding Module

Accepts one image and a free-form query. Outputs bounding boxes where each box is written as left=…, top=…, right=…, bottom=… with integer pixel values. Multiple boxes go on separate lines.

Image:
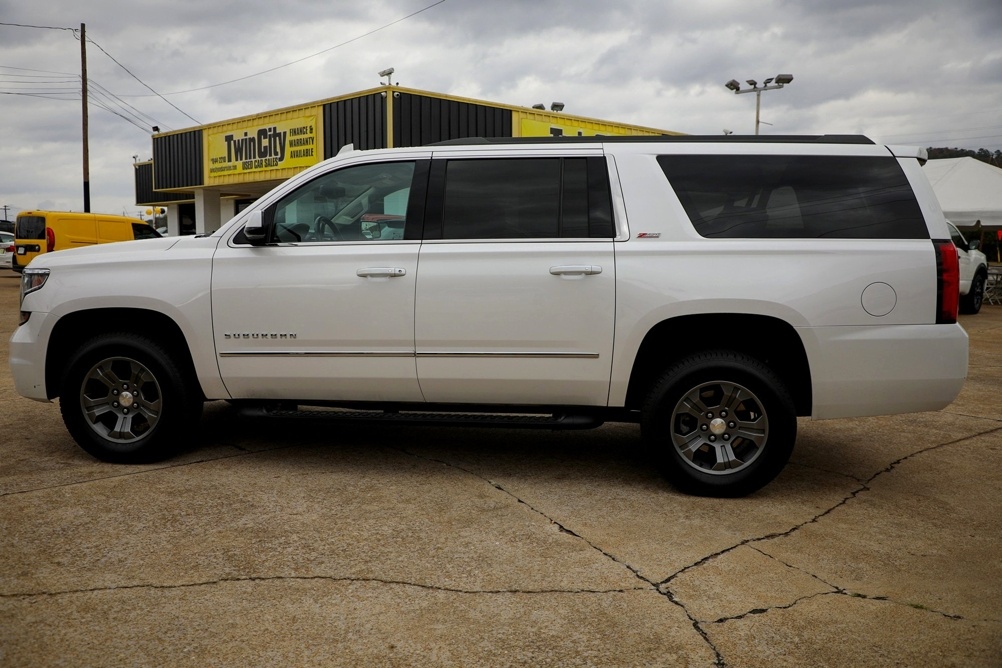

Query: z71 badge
left=636, top=232, right=661, bottom=238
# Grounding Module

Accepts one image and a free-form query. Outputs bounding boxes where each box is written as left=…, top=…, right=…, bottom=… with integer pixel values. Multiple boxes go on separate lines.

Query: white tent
left=922, top=157, right=1002, bottom=228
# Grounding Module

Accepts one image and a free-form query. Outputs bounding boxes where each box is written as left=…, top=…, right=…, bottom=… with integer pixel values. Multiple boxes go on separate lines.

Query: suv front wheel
left=59, top=333, right=202, bottom=463
left=641, top=350, right=796, bottom=497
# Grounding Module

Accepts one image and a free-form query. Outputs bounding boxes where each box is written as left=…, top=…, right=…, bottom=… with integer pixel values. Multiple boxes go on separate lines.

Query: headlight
left=20, top=268, right=50, bottom=304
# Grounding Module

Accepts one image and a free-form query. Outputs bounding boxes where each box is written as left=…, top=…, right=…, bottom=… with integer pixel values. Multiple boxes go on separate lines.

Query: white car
left=947, top=221, right=989, bottom=314
left=10, top=136, right=969, bottom=497
left=0, top=231, right=14, bottom=270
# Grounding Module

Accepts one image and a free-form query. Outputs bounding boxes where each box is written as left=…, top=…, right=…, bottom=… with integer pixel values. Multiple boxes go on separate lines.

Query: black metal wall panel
left=393, top=92, right=512, bottom=147
left=153, top=129, right=204, bottom=190
left=134, top=163, right=192, bottom=206
left=323, top=93, right=387, bottom=158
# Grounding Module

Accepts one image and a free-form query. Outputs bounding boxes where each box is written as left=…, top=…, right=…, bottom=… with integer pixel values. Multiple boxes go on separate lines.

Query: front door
left=211, top=158, right=426, bottom=402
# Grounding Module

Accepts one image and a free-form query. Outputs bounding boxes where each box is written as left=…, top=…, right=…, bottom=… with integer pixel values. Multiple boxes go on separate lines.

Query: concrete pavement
left=0, top=272, right=999, bottom=666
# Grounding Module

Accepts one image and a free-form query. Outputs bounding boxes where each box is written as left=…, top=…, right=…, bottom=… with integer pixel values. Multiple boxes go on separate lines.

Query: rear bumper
left=802, top=323, right=969, bottom=419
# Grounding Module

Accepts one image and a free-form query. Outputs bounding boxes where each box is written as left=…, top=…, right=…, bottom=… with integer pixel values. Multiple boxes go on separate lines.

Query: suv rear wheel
left=641, top=350, right=796, bottom=497
left=59, top=333, right=202, bottom=463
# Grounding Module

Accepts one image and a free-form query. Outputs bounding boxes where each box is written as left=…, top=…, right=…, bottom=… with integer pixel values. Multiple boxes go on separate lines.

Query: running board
left=238, top=406, right=604, bottom=430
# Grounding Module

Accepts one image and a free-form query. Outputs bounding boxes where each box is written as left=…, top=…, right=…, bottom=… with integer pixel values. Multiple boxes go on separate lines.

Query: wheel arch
left=45, top=308, right=204, bottom=402
left=624, top=313, right=812, bottom=416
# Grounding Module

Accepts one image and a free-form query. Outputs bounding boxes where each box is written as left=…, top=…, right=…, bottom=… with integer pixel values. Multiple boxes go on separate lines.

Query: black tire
left=960, top=272, right=985, bottom=315
left=59, top=333, right=203, bottom=463
left=641, top=350, right=796, bottom=497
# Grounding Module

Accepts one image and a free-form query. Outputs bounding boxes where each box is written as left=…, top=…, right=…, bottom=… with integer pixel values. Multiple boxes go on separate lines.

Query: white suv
left=10, top=136, right=969, bottom=496
left=947, top=221, right=989, bottom=314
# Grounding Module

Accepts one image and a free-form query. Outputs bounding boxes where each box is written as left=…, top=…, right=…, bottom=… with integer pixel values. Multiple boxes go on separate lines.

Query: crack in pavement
left=395, top=424, right=1001, bottom=665
left=655, top=425, right=1002, bottom=634
left=0, top=444, right=295, bottom=498
left=7, top=427, right=994, bottom=665
left=704, top=588, right=971, bottom=625
left=691, top=547, right=970, bottom=625
left=660, top=424, right=1002, bottom=590
left=395, top=447, right=727, bottom=667
left=706, top=590, right=839, bottom=624
left=0, top=575, right=649, bottom=600
left=941, top=408, right=1002, bottom=423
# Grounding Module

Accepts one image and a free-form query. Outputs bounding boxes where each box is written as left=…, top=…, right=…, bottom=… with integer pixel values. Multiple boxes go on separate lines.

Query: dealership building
left=135, top=86, right=680, bottom=235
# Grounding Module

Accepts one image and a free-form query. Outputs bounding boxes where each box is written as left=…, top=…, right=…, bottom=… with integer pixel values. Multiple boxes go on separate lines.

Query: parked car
left=0, top=231, right=15, bottom=270
left=9, top=135, right=969, bottom=497
left=947, top=221, right=989, bottom=314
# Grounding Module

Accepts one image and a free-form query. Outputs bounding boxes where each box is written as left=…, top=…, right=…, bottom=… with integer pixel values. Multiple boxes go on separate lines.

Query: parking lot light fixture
left=724, top=73, right=795, bottom=134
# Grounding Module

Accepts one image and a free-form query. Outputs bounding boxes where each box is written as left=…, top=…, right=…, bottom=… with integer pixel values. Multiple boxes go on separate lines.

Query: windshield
left=132, top=223, right=162, bottom=240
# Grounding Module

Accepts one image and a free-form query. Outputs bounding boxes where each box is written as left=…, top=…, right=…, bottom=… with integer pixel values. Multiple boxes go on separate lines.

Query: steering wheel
left=315, top=215, right=343, bottom=241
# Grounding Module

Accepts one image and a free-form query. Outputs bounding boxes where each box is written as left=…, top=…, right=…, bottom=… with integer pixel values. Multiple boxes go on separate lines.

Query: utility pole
left=81, top=22, right=91, bottom=212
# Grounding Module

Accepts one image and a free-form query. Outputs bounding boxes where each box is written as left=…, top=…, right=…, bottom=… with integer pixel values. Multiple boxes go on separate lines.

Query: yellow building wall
left=514, top=111, right=679, bottom=138
left=204, top=106, right=324, bottom=187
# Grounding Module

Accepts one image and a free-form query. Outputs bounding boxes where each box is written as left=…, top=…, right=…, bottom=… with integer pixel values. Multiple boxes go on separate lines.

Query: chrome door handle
left=356, top=267, right=407, bottom=278
left=549, top=265, right=602, bottom=276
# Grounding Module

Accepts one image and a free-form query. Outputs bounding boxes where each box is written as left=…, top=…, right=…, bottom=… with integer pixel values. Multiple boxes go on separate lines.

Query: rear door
left=414, top=149, right=617, bottom=406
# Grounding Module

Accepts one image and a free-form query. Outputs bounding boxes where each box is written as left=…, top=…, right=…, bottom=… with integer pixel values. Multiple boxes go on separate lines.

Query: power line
left=0, top=23, right=198, bottom=126
left=0, top=64, right=78, bottom=76
left=90, top=79, right=170, bottom=130
left=3, top=1, right=448, bottom=128
left=81, top=34, right=200, bottom=125
left=0, top=90, right=77, bottom=100
left=0, top=69, right=170, bottom=130
left=3, top=3, right=449, bottom=135
left=88, top=94, right=155, bottom=134
left=122, top=0, right=448, bottom=97
left=0, top=21, right=74, bottom=31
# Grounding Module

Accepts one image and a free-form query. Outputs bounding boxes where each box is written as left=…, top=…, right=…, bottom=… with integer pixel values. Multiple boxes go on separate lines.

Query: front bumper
left=9, top=310, right=54, bottom=401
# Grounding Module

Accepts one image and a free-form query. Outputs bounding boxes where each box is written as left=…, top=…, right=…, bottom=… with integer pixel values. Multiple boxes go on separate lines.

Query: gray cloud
left=1, top=0, right=1000, bottom=216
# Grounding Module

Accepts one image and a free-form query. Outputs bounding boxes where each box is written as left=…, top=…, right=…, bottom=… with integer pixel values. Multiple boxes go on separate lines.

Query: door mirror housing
left=243, top=209, right=269, bottom=245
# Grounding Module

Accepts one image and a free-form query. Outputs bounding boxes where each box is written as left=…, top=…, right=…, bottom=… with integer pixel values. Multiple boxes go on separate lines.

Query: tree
left=927, top=146, right=1001, bottom=167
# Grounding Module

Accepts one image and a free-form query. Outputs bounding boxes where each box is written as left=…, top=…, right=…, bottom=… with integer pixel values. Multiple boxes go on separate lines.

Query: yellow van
left=12, top=210, right=161, bottom=273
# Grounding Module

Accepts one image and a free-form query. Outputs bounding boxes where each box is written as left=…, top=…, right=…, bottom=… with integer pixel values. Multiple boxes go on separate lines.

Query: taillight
left=933, top=240, right=959, bottom=324
left=45, top=227, right=55, bottom=253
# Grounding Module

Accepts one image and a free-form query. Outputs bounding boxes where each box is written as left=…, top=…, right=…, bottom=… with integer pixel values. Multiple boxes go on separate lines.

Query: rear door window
left=16, top=216, right=46, bottom=240
left=425, top=157, right=614, bottom=240
left=657, top=155, right=928, bottom=239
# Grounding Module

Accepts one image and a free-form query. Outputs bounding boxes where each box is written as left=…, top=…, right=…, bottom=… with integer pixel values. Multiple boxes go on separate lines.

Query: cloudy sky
left=2, top=0, right=1001, bottom=218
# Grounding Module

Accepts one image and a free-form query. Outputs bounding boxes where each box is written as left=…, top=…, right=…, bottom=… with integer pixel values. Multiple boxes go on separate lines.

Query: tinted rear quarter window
left=657, top=155, right=928, bottom=239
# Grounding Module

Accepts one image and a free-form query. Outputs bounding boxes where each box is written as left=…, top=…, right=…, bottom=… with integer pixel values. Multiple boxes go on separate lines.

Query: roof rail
left=429, top=135, right=875, bottom=146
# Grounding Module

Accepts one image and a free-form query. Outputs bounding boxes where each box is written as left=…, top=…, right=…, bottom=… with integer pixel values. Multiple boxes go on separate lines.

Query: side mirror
left=969, top=240, right=981, bottom=252
left=243, top=209, right=269, bottom=245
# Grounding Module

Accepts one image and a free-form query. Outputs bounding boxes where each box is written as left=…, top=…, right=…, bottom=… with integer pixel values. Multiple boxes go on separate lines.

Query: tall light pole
left=724, top=74, right=794, bottom=135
